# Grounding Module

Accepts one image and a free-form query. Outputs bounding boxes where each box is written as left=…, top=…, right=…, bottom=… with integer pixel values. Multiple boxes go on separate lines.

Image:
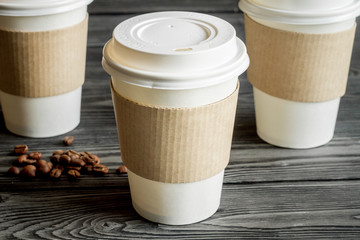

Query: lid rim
left=102, top=38, right=249, bottom=90
left=103, top=11, right=249, bottom=90
left=0, top=0, right=93, bottom=16
left=239, top=0, right=360, bottom=25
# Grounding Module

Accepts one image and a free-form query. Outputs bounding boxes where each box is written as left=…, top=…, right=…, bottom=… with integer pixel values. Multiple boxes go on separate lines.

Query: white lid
left=0, top=0, right=93, bottom=16
left=239, top=0, right=360, bottom=25
left=102, top=11, right=249, bottom=90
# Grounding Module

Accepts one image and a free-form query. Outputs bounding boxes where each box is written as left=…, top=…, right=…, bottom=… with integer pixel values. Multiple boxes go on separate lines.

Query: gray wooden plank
left=88, top=0, right=241, bottom=14
left=1, top=181, right=360, bottom=239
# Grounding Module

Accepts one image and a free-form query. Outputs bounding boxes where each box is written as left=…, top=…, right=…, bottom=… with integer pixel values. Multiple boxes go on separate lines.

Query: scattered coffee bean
left=70, top=154, right=79, bottom=161
left=15, top=155, right=37, bottom=165
left=49, top=168, right=63, bottom=179
left=37, top=160, right=51, bottom=174
left=50, top=154, right=61, bottom=164
left=68, top=169, right=81, bottom=178
left=15, top=155, right=28, bottom=165
left=66, top=166, right=82, bottom=171
left=84, top=164, right=93, bottom=173
left=67, top=150, right=80, bottom=157
left=55, top=164, right=64, bottom=171
left=24, top=159, right=37, bottom=165
left=48, top=162, right=53, bottom=170
left=63, top=136, right=74, bottom=146
left=70, top=158, right=86, bottom=167
left=80, top=152, right=99, bottom=165
left=53, top=150, right=107, bottom=177
left=7, top=145, right=108, bottom=180
left=49, top=164, right=64, bottom=179
left=8, top=166, right=20, bottom=176
left=93, top=155, right=101, bottom=165
left=14, top=145, right=28, bottom=154
left=92, top=164, right=109, bottom=175
left=53, top=150, right=64, bottom=155
left=28, top=152, right=42, bottom=160
left=22, top=165, right=36, bottom=178
left=60, top=154, right=71, bottom=165
left=116, top=165, right=128, bottom=174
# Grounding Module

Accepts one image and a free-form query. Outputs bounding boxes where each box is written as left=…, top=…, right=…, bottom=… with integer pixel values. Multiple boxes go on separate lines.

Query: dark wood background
left=1, top=0, right=360, bottom=239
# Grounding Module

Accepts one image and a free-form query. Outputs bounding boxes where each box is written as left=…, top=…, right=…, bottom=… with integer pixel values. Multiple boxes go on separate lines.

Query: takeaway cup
left=239, top=0, right=360, bottom=148
left=0, top=0, right=93, bottom=137
left=103, top=11, right=249, bottom=225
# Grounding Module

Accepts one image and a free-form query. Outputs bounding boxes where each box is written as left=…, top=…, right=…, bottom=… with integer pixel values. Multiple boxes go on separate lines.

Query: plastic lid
left=102, top=11, right=249, bottom=90
left=0, top=0, right=93, bottom=16
left=239, top=0, right=360, bottom=25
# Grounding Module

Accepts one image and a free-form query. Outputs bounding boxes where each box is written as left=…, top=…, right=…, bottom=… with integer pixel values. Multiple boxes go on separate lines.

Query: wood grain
left=88, top=0, right=241, bottom=14
left=1, top=1, right=360, bottom=239
left=1, top=182, right=360, bottom=239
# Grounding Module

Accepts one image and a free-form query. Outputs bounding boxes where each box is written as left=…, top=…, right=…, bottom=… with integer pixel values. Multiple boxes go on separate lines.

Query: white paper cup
left=239, top=0, right=360, bottom=148
left=128, top=169, right=224, bottom=225
left=103, top=11, right=249, bottom=224
left=0, top=0, right=92, bottom=138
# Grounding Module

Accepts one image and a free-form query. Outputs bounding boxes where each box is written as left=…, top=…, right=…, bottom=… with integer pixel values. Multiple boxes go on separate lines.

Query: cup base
left=0, top=87, right=82, bottom=138
left=128, top=169, right=224, bottom=225
left=253, top=87, right=339, bottom=149
left=132, top=201, right=219, bottom=225
left=5, top=119, right=80, bottom=138
left=257, top=130, right=333, bottom=149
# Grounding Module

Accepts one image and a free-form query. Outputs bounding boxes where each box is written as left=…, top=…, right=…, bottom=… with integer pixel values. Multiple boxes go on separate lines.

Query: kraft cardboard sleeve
left=244, top=14, right=356, bottom=102
left=0, top=15, right=88, bottom=98
left=111, top=81, right=239, bottom=183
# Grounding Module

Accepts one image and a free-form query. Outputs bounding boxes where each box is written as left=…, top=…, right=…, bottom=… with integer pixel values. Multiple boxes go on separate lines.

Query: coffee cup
left=0, top=0, right=93, bottom=137
left=103, top=11, right=249, bottom=225
left=239, top=0, right=360, bottom=148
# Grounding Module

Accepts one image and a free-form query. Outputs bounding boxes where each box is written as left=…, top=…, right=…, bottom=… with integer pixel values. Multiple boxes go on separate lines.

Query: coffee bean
left=8, top=166, right=20, bottom=176
left=63, top=136, right=74, bottom=146
left=16, top=155, right=37, bottom=165
left=70, top=154, right=79, bottom=161
left=53, top=150, right=64, bottom=156
left=22, top=165, right=36, bottom=178
left=49, top=165, right=64, bottom=178
left=70, top=158, right=85, bottom=167
left=66, top=166, right=82, bottom=171
left=93, top=155, right=101, bottom=165
left=60, top=154, right=71, bottom=165
left=92, top=164, right=109, bottom=175
left=14, top=145, right=28, bottom=154
left=24, top=159, right=37, bottom=165
left=84, top=165, right=93, bottom=173
left=37, top=160, right=51, bottom=174
left=48, top=162, right=53, bottom=170
left=80, top=152, right=100, bottom=165
left=68, top=169, right=81, bottom=178
left=55, top=164, right=64, bottom=171
left=15, top=155, right=28, bottom=165
left=49, top=169, right=62, bottom=178
left=116, top=165, right=128, bottom=174
left=67, top=150, right=80, bottom=157
left=28, top=152, right=42, bottom=160
left=80, top=152, right=91, bottom=164
left=50, top=154, right=61, bottom=164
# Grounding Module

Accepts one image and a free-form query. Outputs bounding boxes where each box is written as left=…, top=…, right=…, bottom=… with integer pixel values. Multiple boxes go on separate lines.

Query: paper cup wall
left=103, top=11, right=249, bottom=225
left=239, top=0, right=360, bottom=149
left=0, top=0, right=93, bottom=137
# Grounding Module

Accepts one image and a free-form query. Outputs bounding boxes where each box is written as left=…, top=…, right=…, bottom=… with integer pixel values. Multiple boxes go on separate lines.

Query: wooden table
left=1, top=1, right=360, bottom=239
